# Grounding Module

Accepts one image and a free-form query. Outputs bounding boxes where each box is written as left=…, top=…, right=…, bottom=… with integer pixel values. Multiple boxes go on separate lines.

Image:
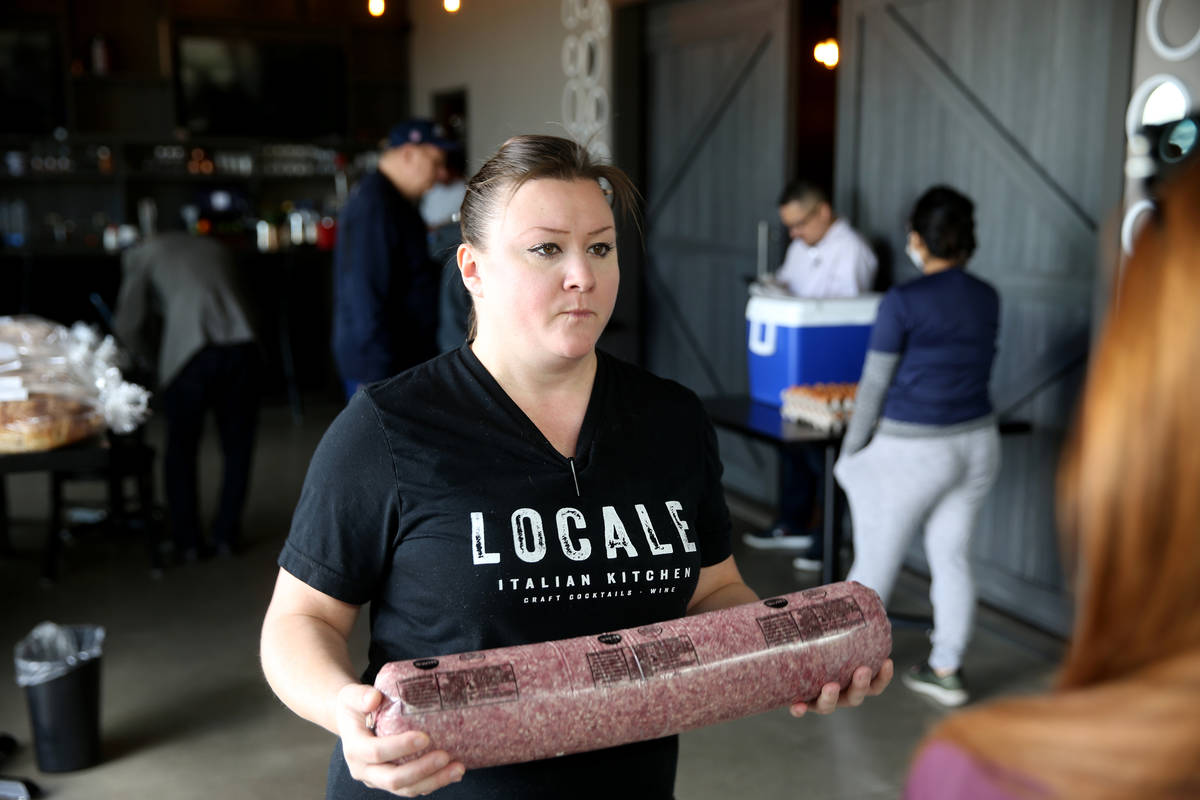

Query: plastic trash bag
left=14, top=622, right=106, bottom=688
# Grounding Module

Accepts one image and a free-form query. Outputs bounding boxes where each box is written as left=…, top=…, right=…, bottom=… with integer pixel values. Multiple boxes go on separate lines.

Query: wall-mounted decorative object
left=561, top=0, right=611, bottom=160
left=1146, top=0, right=1200, bottom=61
left=1126, top=72, right=1191, bottom=140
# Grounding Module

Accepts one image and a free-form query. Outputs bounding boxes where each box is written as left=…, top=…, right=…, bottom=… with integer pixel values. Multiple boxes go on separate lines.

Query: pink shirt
left=905, top=741, right=1046, bottom=799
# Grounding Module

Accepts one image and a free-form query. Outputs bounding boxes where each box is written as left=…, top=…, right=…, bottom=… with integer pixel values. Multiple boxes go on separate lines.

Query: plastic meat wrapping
left=14, top=622, right=106, bottom=688
left=0, top=315, right=151, bottom=453
left=373, top=581, right=891, bottom=769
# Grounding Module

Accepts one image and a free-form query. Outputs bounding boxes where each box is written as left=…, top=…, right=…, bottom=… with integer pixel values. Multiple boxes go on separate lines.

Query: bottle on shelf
left=1, top=200, right=30, bottom=248
left=4, top=150, right=28, bottom=177
left=137, top=198, right=158, bottom=237
left=96, top=145, right=114, bottom=174
left=90, top=36, right=110, bottom=76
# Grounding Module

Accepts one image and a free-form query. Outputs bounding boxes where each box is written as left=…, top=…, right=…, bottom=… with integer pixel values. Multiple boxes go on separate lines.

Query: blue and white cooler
left=745, top=293, right=882, bottom=407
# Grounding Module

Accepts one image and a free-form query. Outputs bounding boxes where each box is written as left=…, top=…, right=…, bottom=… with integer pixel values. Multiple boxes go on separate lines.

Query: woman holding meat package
left=260, top=135, right=892, bottom=799
left=833, top=185, right=1000, bottom=707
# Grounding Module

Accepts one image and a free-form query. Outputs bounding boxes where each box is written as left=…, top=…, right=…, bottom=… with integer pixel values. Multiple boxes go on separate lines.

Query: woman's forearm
left=262, top=610, right=361, bottom=735
left=686, top=555, right=759, bottom=615
left=841, top=350, right=899, bottom=456
left=261, top=611, right=359, bottom=735
left=686, top=581, right=759, bottom=615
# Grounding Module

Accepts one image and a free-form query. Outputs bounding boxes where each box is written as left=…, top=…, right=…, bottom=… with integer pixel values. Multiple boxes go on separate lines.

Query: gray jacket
left=114, top=232, right=256, bottom=388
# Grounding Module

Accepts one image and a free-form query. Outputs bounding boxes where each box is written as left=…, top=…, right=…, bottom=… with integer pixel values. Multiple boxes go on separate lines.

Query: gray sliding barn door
left=642, top=0, right=791, bottom=502
left=836, top=0, right=1134, bottom=633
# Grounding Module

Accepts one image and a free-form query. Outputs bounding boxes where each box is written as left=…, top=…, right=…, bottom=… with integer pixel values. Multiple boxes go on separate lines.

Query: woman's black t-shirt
left=280, top=345, right=733, bottom=799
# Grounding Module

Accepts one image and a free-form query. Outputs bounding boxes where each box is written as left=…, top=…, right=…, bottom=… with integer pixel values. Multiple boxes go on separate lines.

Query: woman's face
left=463, top=178, right=619, bottom=364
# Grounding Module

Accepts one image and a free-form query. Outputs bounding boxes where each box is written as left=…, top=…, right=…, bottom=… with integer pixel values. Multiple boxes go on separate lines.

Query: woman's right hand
left=337, top=683, right=466, bottom=797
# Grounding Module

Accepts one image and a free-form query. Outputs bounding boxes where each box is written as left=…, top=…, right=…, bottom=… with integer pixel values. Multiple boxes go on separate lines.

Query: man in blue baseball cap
left=387, top=119, right=457, bottom=150
left=332, top=120, right=458, bottom=398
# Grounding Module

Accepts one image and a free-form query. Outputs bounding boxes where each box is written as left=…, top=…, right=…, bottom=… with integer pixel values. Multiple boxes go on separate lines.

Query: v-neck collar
left=457, top=344, right=605, bottom=470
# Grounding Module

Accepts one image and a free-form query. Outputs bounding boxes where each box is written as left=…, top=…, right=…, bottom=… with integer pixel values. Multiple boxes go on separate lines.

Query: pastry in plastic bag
left=0, top=315, right=150, bottom=453
left=0, top=394, right=106, bottom=454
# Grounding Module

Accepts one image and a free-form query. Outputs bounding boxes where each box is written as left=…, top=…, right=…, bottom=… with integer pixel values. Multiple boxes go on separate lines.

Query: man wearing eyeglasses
left=774, top=179, right=877, bottom=298
left=742, top=179, right=878, bottom=562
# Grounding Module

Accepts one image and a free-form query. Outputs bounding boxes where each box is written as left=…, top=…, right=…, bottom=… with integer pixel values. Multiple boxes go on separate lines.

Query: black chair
left=0, top=431, right=163, bottom=582
left=43, top=431, right=162, bottom=581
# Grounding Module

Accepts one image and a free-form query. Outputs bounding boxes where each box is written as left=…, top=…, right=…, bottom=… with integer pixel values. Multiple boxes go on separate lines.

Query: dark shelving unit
left=1, top=0, right=413, bottom=405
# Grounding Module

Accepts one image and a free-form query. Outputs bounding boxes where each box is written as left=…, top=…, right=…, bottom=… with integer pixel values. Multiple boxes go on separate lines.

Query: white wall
left=407, top=0, right=613, bottom=172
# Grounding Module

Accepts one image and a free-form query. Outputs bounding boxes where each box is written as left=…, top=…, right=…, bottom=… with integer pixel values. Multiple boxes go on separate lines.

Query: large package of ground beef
left=0, top=315, right=150, bottom=454
left=372, top=581, right=891, bottom=769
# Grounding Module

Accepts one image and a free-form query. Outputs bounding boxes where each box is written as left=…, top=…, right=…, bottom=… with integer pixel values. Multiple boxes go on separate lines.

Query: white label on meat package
left=399, top=664, right=520, bottom=715
left=631, top=635, right=699, bottom=678
left=757, top=612, right=802, bottom=647
left=757, top=597, right=866, bottom=646
left=399, top=676, right=444, bottom=713
left=587, top=648, right=635, bottom=686
left=438, top=664, right=519, bottom=709
left=793, top=597, right=866, bottom=641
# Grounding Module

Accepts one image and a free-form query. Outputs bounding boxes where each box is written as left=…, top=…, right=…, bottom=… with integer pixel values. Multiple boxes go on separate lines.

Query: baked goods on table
left=780, top=383, right=857, bottom=433
left=0, top=395, right=105, bottom=454
left=0, top=315, right=150, bottom=454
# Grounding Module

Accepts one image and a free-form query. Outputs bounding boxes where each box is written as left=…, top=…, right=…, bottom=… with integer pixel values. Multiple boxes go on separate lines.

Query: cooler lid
left=745, top=294, right=882, bottom=326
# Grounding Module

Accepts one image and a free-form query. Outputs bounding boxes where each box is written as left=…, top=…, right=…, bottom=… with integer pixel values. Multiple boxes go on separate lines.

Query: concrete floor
left=0, top=398, right=1064, bottom=799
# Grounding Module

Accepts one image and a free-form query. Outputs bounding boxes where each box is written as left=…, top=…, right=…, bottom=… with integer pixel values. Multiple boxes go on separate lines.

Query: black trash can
left=14, top=622, right=105, bottom=773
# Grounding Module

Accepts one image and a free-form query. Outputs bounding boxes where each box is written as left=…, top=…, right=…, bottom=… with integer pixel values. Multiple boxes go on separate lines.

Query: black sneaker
left=742, top=526, right=814, bottom=550
left=902, top=662, right=969, bottom=707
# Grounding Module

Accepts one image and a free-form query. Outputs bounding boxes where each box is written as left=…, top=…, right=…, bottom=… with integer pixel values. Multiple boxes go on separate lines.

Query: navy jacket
left=332, top=170, right=438, bottom=382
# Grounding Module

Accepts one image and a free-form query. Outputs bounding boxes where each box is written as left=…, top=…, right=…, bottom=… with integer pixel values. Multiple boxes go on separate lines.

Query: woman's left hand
left=788, top=658, right=894, bottom=717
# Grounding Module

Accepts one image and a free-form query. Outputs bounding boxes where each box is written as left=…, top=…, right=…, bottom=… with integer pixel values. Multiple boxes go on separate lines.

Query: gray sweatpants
left=835, top=425, right=1001, bottom=672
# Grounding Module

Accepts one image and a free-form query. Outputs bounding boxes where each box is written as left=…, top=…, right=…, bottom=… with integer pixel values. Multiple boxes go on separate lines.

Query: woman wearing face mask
left=833, top=185, right=1000, bottom=708
left=260, top=135, right=892, bottom=800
